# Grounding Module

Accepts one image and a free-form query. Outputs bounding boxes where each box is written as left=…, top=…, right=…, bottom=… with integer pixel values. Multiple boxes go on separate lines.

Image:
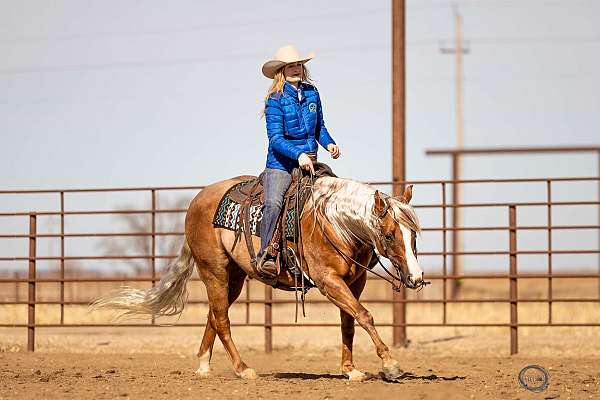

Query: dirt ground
left=1, top=349, right=598, bottom=400
left=1, top=278, right=599, bottom=398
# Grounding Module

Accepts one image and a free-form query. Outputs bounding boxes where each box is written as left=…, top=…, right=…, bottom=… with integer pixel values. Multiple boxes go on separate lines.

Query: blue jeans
left=259, top=168, right=292, bottom=257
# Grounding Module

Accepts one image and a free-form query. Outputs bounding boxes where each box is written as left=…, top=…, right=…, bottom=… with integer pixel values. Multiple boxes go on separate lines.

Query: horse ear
left=401, top=185, right=413, bottom=204
left=374, top=190, right=386, bottom=214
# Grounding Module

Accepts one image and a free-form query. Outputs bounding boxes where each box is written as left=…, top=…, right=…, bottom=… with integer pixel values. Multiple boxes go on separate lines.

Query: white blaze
left=399, top=225, right=422, bottom=282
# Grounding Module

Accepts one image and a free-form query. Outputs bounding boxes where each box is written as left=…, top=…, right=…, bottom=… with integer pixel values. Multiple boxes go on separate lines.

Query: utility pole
left=391, top=0, right=407, bottom=347
left=440, top=5, right=469, bottom=299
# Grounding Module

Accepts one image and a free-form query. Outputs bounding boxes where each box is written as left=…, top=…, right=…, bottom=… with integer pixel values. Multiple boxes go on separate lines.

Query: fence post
left=264, top=286, right=272, bottom=353
left=151, top=189, right=156, bottom=326
left=28, top=213, right=37, bottom=352
left=509, top=205, right=518, bottom=355
left=597, top=151, right=600, bottom=298
left=441, top=182, right=448, bottom=324
left=60, top=191, right=65, bottom=324
left=391, top=0, right=408, bottom=348
left=547, top=181, right=553, bottom=324
left=451, top=153, right=462, bottom=299
left=14, top=271, right=19, bottom=302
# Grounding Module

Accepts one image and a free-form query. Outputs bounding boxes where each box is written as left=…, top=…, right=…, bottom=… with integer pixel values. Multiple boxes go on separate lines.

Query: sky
left=0, top=0, right=599, bottom=273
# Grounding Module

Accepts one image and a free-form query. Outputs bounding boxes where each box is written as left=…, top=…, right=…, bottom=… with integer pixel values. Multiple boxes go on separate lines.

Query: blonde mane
left=307, top=177, right=420, bottom=248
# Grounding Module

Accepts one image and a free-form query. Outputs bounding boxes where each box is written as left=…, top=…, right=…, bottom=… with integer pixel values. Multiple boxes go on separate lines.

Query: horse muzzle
left=407, top=275, right=423, bottom=289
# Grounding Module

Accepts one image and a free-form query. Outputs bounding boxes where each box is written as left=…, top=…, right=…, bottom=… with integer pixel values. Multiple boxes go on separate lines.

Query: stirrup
left=256, top=252, right=278, bottom=284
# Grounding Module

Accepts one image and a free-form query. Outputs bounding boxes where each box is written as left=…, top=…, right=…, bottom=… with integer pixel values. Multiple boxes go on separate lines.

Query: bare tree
left=99, top=196, right=190, bottom=276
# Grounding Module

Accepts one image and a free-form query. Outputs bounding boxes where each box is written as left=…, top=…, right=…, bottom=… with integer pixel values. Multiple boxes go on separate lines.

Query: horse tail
left=90, top=239, right=196, bottom=320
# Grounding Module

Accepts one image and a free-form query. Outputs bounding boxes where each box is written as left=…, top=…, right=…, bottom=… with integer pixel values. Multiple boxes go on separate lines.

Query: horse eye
left=384, top=233, right=394, bottom=242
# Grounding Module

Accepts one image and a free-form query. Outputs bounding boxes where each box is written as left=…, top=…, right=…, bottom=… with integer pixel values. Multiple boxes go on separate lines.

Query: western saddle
left=229, top=162, right=336, bottom=286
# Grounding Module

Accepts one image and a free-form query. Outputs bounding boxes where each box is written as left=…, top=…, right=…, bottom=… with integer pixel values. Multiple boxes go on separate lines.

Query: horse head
left=372, top=186, right=424, bottom=289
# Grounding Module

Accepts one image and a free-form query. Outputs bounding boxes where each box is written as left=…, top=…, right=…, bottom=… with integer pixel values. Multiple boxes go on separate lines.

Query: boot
left=257, top=251, right=278, bottom=281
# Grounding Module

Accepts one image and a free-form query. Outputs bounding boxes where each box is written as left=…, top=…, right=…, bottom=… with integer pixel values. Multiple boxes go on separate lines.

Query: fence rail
left=1, top=176, right=599, bottom=354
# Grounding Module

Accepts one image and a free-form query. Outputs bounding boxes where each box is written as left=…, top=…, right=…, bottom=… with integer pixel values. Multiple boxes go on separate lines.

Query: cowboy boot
left=257, top=251, right=278, bottom=281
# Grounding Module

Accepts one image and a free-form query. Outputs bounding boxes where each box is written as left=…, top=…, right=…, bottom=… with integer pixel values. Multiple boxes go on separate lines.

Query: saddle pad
left=212, top=180, right=297, bottom=238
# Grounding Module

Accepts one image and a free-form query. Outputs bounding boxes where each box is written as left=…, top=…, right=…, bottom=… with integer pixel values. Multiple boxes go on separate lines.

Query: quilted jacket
left=264, top=81, right=336, bottom=172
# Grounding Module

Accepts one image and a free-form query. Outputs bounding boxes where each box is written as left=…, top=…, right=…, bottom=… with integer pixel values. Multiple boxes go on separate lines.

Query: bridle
left=373, top=195, right=429, bottom=291
left=319, top=194, right=430, bottom=291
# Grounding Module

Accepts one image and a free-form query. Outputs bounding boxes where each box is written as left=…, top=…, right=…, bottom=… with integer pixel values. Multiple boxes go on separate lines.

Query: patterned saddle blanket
left=212, top=163, right=336, bottom=241
left=212, top=164, right=336, bottom=292
left=212, top=179, right=299, bottom=239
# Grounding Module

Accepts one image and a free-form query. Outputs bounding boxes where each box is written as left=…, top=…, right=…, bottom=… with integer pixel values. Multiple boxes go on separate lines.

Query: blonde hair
left=261, top=65, right=314, bottom=117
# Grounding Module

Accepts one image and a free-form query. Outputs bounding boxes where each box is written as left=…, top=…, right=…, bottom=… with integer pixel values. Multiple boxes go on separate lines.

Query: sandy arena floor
left=1, top=279, right=599, bottom=398
left=1, top=349, right=599, bottom=400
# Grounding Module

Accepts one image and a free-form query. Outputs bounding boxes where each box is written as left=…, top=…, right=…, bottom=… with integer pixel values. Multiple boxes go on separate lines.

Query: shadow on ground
left=263, top=372, right=346, bottom=380
left=381, top=371, right=466, bottom=383
left=262, top=371, right=466, bottom=382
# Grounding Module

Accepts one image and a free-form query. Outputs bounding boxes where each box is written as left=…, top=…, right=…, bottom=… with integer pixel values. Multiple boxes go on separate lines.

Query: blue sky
left=1, top=0, right=599, bottom=188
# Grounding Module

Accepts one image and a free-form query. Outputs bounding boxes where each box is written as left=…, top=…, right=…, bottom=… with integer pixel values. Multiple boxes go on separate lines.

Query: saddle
left=229, top=162, right=336, bottom=285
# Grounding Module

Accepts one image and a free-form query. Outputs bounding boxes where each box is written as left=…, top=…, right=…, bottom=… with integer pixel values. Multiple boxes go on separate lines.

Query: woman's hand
left=327, top=144, right=340, bottom=159
left=298, top=153, right=315, bottom=175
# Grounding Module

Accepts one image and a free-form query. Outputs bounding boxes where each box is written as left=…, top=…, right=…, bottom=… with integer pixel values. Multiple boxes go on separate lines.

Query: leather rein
left=318, top=195, right=430, bottom=292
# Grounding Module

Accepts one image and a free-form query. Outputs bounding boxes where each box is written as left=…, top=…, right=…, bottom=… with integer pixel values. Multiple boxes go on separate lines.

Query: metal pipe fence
left=0, top=176, right=599, bottom=354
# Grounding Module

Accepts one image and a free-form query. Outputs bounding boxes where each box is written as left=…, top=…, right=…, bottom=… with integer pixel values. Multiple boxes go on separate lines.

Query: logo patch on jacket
left=308, top=103, right=317, bottom=113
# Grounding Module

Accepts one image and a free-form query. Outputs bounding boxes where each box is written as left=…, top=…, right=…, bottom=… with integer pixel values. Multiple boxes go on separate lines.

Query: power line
left=408, top=0, right=599, bottom=9
left=2, top=1, right=596, bottom=45
left=0, top=6, right=387, bottom=45
left=0, top=53, right=259, bottom=75
left=413, top=36, right=600, bottom=46
left=0, top=43, right=393, bottom=76
left=2, top=34, right=600, bottom=76
left=0, top=44, right=388, bottom=76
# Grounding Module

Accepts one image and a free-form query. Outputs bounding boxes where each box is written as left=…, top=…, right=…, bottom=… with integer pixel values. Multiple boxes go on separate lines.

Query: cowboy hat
left=262, top=44, right=315, bottom=79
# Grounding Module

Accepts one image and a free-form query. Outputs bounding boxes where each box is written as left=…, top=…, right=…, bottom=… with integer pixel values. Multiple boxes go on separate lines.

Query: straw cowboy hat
left=262, top=44, right=315, bottom=79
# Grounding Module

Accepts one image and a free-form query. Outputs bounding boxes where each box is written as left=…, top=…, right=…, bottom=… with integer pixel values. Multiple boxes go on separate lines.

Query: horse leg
left=198, top=262, right=256, bottom=379
left=340, top=272, right=368, bottom=381
left=195, top=311, right=217, bottom=376
left=322, top=274, right=402, bottom=379
left=196, top=266, right=247, bottom=377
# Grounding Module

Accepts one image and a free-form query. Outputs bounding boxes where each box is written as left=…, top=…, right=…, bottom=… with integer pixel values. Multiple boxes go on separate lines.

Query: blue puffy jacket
left=264, top=81, right=336, bottom=172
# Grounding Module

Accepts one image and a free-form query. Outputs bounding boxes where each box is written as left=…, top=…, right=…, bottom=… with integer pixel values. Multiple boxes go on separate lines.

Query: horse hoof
left=195, top=352, right=211, bottom=377
left=237, top=368, right=258, bottom=380
left=194, top=367, right=211, bottom=378
left=343, top=368, right=367, bottom=382
left=382, top=360, right=403, bottom=380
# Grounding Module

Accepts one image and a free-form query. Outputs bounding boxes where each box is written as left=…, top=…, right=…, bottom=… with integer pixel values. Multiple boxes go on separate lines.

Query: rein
left=319, top=225, right=405, bottom=292
left=316, top=195, right=430, bottom=292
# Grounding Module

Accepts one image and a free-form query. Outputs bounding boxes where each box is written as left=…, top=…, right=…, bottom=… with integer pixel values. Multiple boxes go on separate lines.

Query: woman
left=258, top=44, right=341, bottom=278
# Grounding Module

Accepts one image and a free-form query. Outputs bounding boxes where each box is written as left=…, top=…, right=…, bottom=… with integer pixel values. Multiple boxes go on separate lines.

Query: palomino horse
left=93, top=175, right=424, bottom=381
